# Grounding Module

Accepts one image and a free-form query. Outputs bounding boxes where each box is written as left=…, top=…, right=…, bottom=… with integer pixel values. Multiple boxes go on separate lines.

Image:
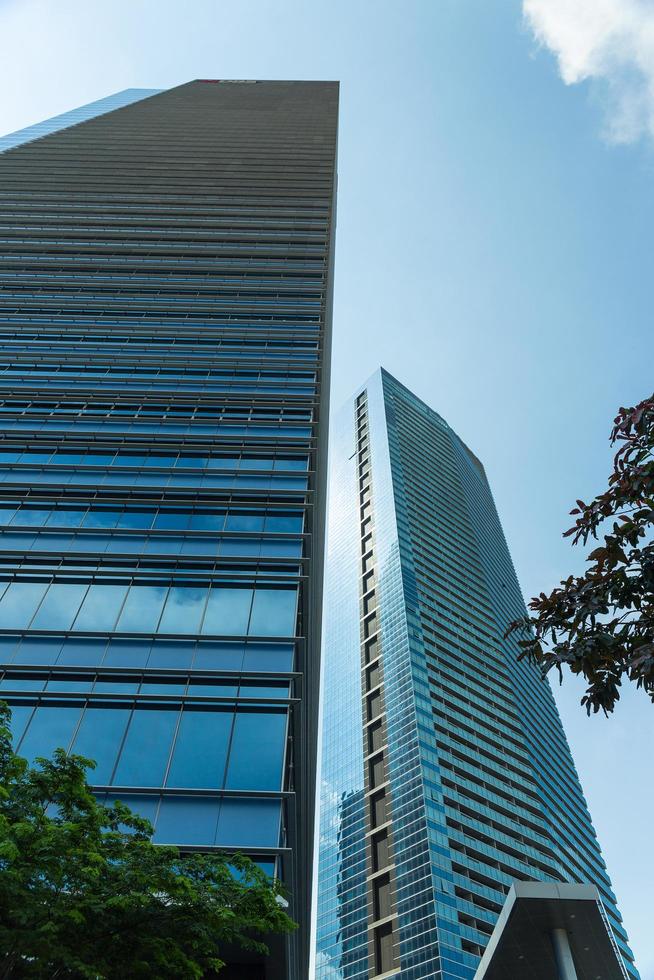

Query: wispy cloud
left=524, top=0, right=654, bottom=144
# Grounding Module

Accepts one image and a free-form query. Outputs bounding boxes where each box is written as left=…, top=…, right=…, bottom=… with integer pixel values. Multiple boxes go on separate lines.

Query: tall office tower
left=0, top=80, right=338, bottom=979
left=316, top=369, right=639, bottom=980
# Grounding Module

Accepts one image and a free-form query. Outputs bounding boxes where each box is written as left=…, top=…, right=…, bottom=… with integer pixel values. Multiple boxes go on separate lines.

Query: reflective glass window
left=71, top=706, right=131, bottom=783
left=202, top=588, right=252, bottom=636
left=117, top=585, right=168, bottom=632
left=189, top=512, right=224, bottom=531
left=249, top=589, right=297, bottom=637
left=116, top=511, right=154, bottom=530
left=166, top=709, right=232, bottom=788
left=146, top=640, right=194, bottom=669
left=31, top=583, right=88, bottom=630
left=46, top=510, right=85, bottom=528
left=57, top=637, right=107, bottom=667
left=14, top=637, right=63, bottom=666
left=224, top=514, right=264, bottom=532
left=7, top=703, right=35, bottom=746
left=12, top=510, right=52, bottom=527
left=83, top=510, right=121, bottom=529
left=225, top=711, right=286, bottom=791
left=18, top=704, right=83, bottom=764
left=113, top=707, right=178, bottom=787
left=103, top=638, right=150, bottom=668
left=154, top=796, right=220, bottom=846
left=0, top=582, right=49, bottom=628
left=73, top=583, right=128, bottom=631
left=216, top=798, right=280, bottom=848
left=158, top=586, right=208, bottom=634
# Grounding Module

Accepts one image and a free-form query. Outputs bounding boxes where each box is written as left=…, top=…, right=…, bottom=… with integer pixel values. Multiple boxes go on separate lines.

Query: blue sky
left=1, top=0, right=653, bottom=973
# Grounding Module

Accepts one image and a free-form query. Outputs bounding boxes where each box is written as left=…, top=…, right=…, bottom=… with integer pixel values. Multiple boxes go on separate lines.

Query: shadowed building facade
left=315, top=369, right=639, bottom=980
left=0, top=79, right=338, bottom=979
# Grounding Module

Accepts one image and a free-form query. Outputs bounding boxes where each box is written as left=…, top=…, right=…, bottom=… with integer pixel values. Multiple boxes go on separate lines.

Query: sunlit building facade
left=0, top=79, right=338, bottom=979
left=316, top=368, right=639, bottom=980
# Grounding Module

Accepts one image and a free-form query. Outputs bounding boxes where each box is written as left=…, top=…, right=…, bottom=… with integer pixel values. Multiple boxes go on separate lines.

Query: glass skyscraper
left=0, top=79, right=338, bottom=979
left=316, top=368, right=639, bottom=980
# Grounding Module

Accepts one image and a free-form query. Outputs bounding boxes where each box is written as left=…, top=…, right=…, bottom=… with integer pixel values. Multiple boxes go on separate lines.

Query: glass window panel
left=71, top=706, right=131, bottom=784
left=45, top=678, right=93, bottom=693
left=153, top=511, right=191, bottom=530
left=189, top=512, right=224, bottom=531
left=117, top=585, right=168, bottom=633
left=73, top=583, right=129, bottom=631
left=243, top=643, right=294, bottom=672
left=224, top=514, right=264, bottom=532
left=45, top=510, right=85, bottom=528
left=188, top=680, right=238, bottom=697
left=18, top=705, right=83, bottom=764
left=146, top=640, right=195, bottom=669
left=202, top=588, right=252, bottom=636
left=0, top=676, right=46, bottom=692
left=179, top=539, right=214, bottom=556
left=12, top=507, right=50, bottom=527
left=31, top=583, right=89, bottom=630
left=216, top=798, right=280, bottom=849
left=57, top=638, right=106, bottom=667
left=249, top=589, right=297, bottom=638
left=262, top=539, right=302, bottom=558
left=104, top=792, right=159, bottom=830
left=265, top=514, right=303, bottom=533
left=220, top=538, right=261, bottom=558
left=154, top=796, right=220, bottom=846
left=116, top=511, right=154, bottom=530
left=82, top=510, right=121, bottom=529
left=193, top=643, right=245, bottom=671
left=225, top=711, right=286, bottom=791
left=273, top=457, right=308, bottom=471
left=0, top=635, right=20, bottom=662
left=103, top=639, right=150, bottom=668
left=113, top=708, right=178, bottom=787
left=0, top=581, right=49, bottom=629
left=7, top=703, right=35, bottom=747
left=166, top=709, right=232, bottom=789
left=0, top=507, right=16, bottom=524
left=158, top=586, right=208, bottom=634
left=140, top=681, right=186, bottom=696
left=93, top=678, right=139, bottom=694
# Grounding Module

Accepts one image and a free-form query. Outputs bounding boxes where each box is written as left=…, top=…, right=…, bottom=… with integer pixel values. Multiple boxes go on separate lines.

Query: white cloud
left=524, top=0, right=654, bottom=143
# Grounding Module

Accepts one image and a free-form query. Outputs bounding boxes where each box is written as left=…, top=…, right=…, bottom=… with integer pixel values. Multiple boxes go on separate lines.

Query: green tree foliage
left=509, top=394, right=654, bottom=714
left=0, top=703, right=295, bottom=978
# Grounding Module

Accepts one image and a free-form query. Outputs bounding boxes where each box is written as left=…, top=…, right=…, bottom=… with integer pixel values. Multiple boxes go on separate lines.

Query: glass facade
left=0, top=79, right=338, bottom=980
left=316, top=368, right=639, bottom=980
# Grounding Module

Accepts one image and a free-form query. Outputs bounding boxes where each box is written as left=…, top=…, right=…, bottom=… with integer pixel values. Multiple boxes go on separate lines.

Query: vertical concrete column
left=551, top=928, right=578, bottom=980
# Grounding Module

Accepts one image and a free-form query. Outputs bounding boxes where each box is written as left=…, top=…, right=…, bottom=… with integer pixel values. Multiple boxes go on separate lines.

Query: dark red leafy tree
left=508, top=394, right=654, bottom=714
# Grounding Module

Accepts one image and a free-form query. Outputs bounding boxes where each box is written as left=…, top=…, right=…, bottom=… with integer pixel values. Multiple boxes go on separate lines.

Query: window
left=216, top=798, right=280, bottom=848
left=31, top=583, right=89, bottom=630
left=73, top=583, right=128, bottom=631
left=166, top=709, right=232, bottom=788
left=71, top=706, right=131, bottom=783
left=117, top=585, right=168, bottom=633
left=202, top=587, right=252, bottom=636
left=18, top=704, right=82, bottom=764
left=0, top=581, right=49, bottom=629
left=158, top=586, right=207, bottom=635
left=155, top=796, right=220, bottom=846
left=225, top=711, right=286, bottom=791
left=112, top=707, right=178, bottom=787
left=249, top=588, right=297, bottom=637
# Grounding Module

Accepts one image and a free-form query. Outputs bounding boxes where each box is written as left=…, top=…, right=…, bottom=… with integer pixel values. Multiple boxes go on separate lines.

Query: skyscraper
left=316, top=369, right=639, bottom=980
left=0, top=80, right=338, bottom=979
